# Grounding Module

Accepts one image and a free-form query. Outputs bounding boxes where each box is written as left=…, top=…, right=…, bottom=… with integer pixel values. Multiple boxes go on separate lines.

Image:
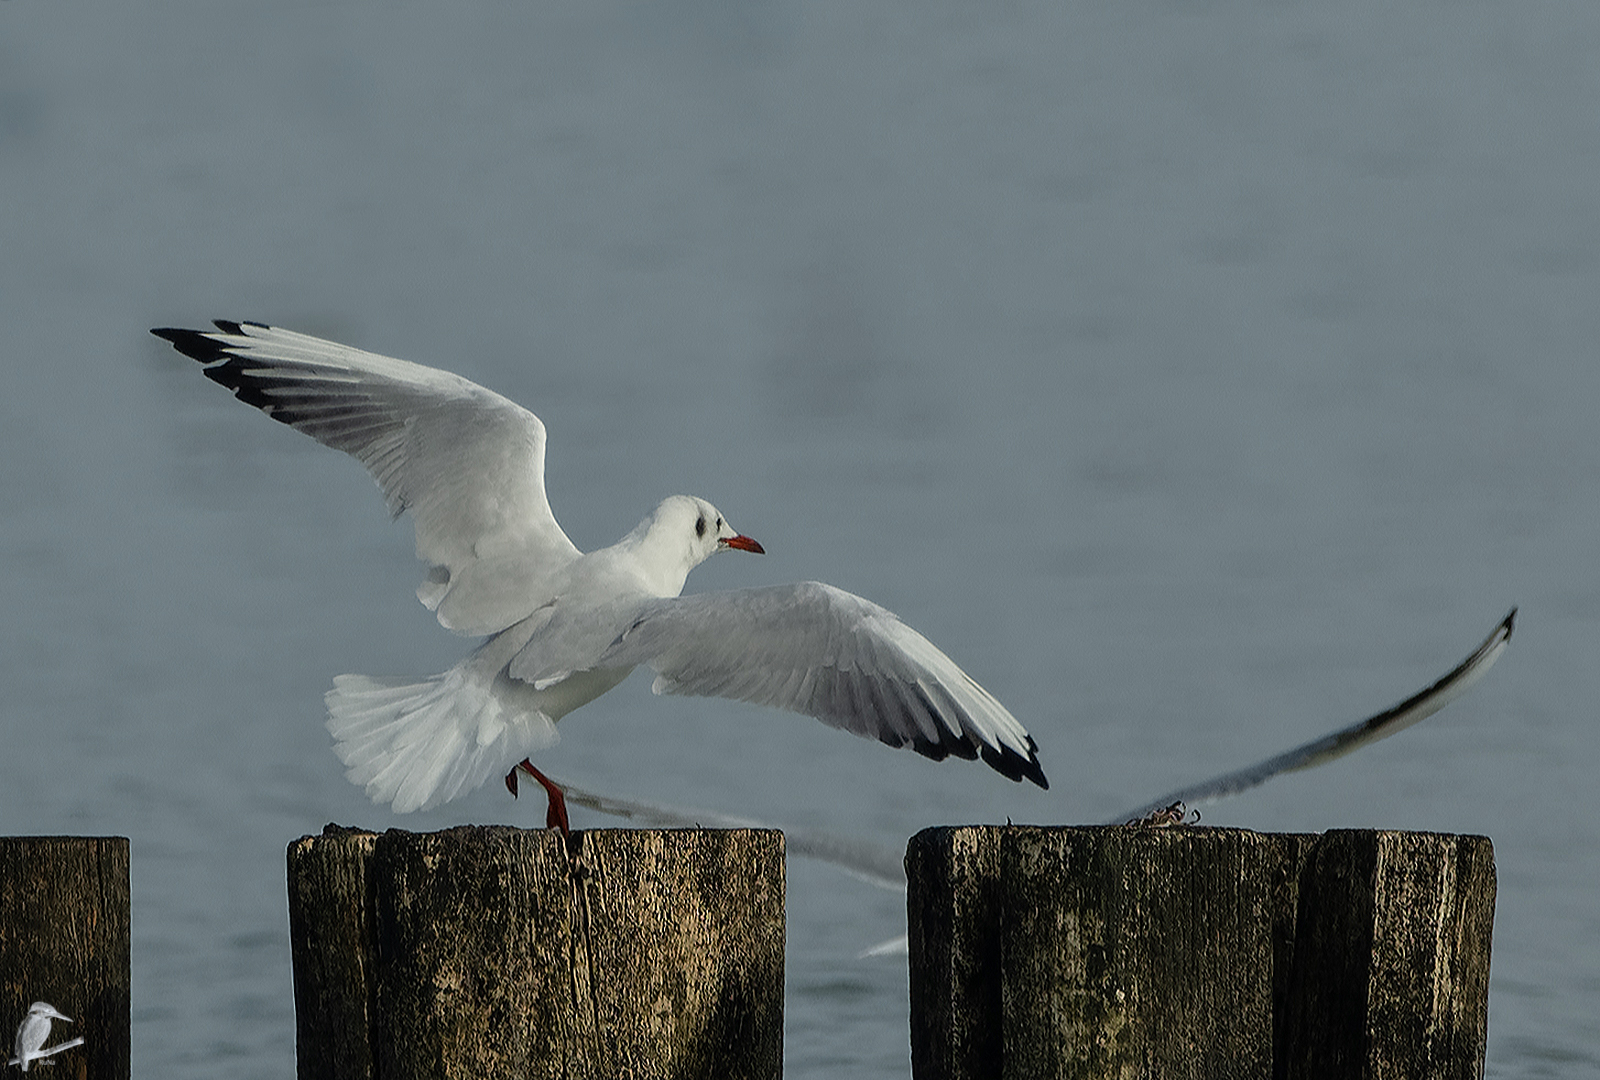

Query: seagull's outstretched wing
left=1110, top=607, right=1516, bottom=823
left=598, top=581, right=1048, bottom=788
left=153, top=320, right=581, bottom=635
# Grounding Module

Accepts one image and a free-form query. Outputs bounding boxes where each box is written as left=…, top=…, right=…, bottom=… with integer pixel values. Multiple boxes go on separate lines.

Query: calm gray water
left=2, top=1, right=1597, bottom=1075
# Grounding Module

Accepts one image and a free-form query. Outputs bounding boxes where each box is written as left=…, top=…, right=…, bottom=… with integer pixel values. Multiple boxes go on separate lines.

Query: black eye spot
left=716, top=517, right=723, bottom=529
left=695, top=516, right=706, bottom=538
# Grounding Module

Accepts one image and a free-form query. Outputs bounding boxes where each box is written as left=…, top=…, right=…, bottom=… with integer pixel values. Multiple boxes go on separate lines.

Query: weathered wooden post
left=1280, top=830, right=1495, bottom=1079
left=906, top=826, right=1494, bottom=1080
left=0, top=836, right=131, bottom=1080
left=287, top=825, right=784, bottom=1080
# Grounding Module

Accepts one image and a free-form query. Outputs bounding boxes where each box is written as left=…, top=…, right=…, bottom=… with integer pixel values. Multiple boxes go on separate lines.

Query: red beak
left=720, top=534, right=765, bottom=554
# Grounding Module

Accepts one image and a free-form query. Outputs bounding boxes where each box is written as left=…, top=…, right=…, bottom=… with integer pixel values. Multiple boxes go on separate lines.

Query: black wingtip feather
left=152, top=326, right=233, bottom=365
left=903, top=725, right=1045, bottom=789
left=980, top=743, right=1050, bottom=790
left=945, top=738, right=982, bottom=762
left=202, top=357, right=297, bottom=418
left=154, top=322, right=302, bottom=419
left=898, top=682, right=1043, bottom=785
left=909, top=734, right=953, bottom=763
left=151, top=320, right=272, bottom=365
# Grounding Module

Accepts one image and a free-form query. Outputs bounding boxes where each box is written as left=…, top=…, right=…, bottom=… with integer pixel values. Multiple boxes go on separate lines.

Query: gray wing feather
left=597, top=582, right=1047, bottom=787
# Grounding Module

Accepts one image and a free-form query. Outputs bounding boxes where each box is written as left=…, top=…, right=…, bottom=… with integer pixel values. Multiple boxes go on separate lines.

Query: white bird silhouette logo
left=9, top=1002, right=83, bottom=1072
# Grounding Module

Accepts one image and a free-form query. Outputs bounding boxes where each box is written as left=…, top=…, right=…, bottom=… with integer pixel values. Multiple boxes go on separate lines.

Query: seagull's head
left=640, top=495, right=764, bottom=581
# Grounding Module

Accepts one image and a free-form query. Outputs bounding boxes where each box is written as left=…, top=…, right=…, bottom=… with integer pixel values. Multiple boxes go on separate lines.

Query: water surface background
left=2, top=2, right=1597, bottom=1075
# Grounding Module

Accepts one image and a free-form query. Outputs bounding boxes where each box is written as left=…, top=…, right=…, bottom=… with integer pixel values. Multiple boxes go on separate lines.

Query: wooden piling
left=287, top=825, right=785, bottom=1080
left=1280, top=830, right=1495, bottom=1080
left=0, top=836, right=131, bottom=1080
left=906, top=826, right=1494, bottom=1080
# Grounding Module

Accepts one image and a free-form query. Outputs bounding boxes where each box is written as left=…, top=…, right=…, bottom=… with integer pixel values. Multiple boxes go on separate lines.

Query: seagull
left=153, top=321, right=1047, bottom=829
left=10, top=1002, right=83, bottom=1072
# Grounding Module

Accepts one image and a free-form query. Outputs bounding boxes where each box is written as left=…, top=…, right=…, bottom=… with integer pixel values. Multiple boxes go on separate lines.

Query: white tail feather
left=326, top=666, right=559, bottom=813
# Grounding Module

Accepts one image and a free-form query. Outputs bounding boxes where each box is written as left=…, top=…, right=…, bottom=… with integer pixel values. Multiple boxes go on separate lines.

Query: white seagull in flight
left=154, top=321, right=1047, bottom=829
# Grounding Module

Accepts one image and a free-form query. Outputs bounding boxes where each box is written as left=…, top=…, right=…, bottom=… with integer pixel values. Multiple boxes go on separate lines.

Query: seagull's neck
left=599, top=523, right=699, bottom=599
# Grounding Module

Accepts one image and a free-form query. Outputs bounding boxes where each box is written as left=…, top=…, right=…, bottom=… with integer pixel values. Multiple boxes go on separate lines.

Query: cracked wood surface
left=907, top=826, right=1494, bottom=1080
left=0, top=836, right=130, bottom=1080
left=288, top=825, right=784, bottom=1080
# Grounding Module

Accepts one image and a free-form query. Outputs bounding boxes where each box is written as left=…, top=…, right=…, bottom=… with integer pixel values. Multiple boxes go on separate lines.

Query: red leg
left=509, top=758, right=570, bottom=835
